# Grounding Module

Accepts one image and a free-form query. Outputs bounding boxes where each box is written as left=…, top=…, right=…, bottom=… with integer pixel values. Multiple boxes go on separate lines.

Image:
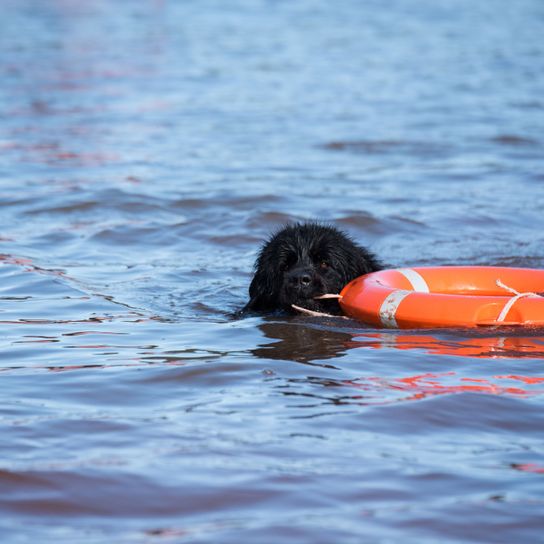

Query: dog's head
left=244, top=223, right=381, bottom=314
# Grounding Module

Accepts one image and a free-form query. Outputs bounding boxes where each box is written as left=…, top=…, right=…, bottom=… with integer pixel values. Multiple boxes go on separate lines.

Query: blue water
left=1, top=0, right=544, bottom=542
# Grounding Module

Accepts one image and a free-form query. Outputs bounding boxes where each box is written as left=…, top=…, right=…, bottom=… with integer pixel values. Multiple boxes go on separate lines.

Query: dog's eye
left=320, top=261, right=329, bottom=270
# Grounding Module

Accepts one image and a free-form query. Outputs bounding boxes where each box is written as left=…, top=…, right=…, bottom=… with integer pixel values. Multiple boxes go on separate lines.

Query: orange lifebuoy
left=339, top=266, right=544, bottom=328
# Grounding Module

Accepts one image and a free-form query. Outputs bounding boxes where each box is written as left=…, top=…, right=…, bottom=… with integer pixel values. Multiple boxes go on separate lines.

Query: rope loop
left=495, top=279, right=542, bottom=323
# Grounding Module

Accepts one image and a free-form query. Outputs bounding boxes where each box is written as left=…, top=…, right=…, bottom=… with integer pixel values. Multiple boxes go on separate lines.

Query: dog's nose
left=289, top=269, right=314, bottom=288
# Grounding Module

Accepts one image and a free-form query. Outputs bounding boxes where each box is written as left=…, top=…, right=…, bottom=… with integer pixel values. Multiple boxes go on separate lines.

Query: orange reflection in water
left=344, top=331, right=544, bottom=399
left=343, top=372, right=543, bottom=401
left=512, top=463, right=544, bottom=475
left=349, top=331, right=544, bottom=359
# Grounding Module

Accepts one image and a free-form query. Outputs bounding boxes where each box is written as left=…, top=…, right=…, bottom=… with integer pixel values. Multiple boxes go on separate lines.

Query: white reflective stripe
left=397, top=268, right=430, bottom=292
left=379, top=289, right=411, bottom=328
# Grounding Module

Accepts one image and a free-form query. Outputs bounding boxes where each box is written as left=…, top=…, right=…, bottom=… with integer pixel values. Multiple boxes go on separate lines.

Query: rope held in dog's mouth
left=291, top=294, right=344, bottom=317
left=291, top=304, right=334, bottom=317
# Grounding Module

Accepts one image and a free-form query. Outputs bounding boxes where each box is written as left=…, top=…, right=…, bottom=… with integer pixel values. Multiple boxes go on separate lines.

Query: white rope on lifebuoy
left=495, top=279, right=542, bottom=323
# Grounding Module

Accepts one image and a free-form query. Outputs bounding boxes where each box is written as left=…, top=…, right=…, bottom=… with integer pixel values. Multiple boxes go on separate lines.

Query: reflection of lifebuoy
left=340, top=267, right=544, bottom=328
left=348, top=332, right=544, bottom=359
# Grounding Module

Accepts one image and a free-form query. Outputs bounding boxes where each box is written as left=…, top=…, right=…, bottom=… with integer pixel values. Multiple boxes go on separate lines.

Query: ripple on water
left=1, top=0, right=544, bottom=542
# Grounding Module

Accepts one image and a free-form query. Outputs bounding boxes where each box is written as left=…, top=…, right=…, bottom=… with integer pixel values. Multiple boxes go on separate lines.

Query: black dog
left=243, top=222, right=382, bottom=315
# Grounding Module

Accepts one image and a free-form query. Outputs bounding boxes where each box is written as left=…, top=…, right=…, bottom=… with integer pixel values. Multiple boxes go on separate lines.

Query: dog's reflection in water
left=251, top=319, right=356, bottom=364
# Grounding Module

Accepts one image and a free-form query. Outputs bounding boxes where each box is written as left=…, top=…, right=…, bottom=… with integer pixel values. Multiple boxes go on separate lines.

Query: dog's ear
left=242, top=230, right=288, bottom=313
left=243, top=266, right=277, bottom=312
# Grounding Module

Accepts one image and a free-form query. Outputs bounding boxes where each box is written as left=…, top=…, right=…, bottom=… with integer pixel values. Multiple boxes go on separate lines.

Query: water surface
left=1, top=0, right=544, bottom=542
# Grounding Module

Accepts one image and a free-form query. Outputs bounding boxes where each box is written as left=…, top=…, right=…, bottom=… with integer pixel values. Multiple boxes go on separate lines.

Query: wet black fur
left=243, top=222, right=382, bottom=315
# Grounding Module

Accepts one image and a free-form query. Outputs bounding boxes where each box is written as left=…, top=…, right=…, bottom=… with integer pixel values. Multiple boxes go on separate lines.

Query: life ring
left=339, top=266, right=544, bottom=328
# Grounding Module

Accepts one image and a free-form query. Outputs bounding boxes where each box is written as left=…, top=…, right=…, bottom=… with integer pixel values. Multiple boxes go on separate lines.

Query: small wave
left=491, top=134, right=540, bottom=147
left=320, top=139, right=450, bottom=157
